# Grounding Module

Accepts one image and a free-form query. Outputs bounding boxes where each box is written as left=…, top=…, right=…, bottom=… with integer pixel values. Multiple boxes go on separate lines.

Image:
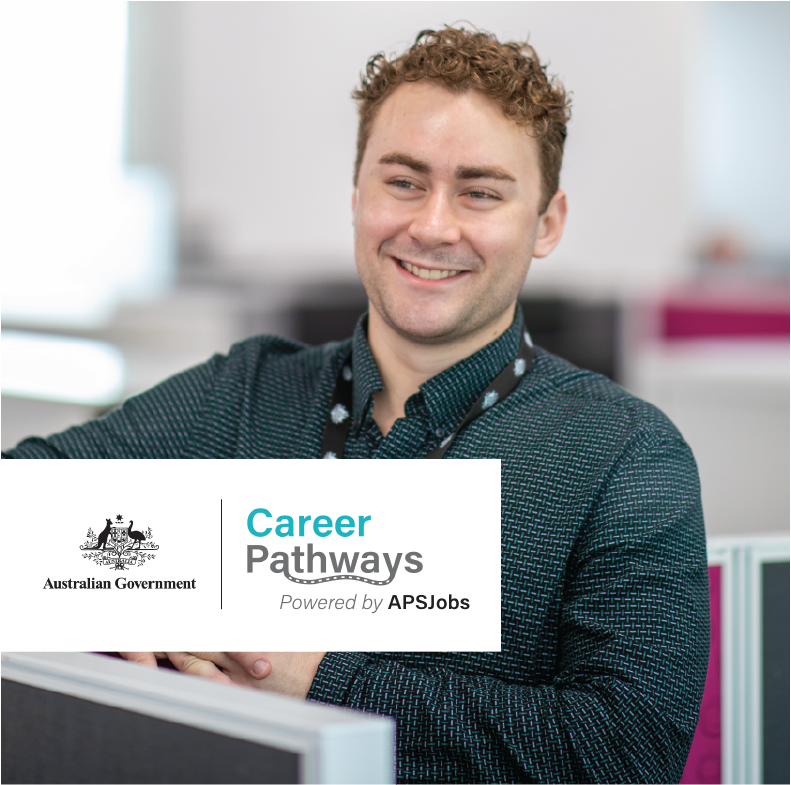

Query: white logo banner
left=1, top=459, right=501, bottom=651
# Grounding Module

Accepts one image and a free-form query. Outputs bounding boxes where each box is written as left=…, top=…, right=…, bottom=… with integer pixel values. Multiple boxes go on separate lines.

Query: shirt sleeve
left=2, top=353, right=225, bottom=459
left=307, top=426, right=710, bottom=784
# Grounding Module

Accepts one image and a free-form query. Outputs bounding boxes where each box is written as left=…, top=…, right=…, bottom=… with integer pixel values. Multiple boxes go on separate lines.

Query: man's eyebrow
left=378, top=154, right=516, bottom=183
left=378, top=153, right=431, bottom=174
left=455, top=165, right=516, bottom=182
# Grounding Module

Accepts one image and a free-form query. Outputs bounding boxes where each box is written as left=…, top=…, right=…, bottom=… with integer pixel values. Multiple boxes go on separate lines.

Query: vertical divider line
left=220, top=499, right=223, bottom=610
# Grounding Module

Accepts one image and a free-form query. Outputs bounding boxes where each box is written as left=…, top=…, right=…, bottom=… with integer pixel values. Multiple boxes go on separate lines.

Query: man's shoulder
left=528, top=345, right=631, bottom=402
left=519, top=345, right=681, bottom=440
left=221, top=332, right=351, bottom=377
left=227, top=332, right=349, bottom=362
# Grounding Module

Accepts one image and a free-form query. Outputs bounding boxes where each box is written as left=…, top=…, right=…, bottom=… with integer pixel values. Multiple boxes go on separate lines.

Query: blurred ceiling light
left=2, top=331, right=125, bottom=406
left=0, top=1, right=173, bottom=328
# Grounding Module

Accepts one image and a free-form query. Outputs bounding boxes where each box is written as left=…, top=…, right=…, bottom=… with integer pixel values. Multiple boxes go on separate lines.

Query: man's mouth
left=397, top=259, right=462, bottom=280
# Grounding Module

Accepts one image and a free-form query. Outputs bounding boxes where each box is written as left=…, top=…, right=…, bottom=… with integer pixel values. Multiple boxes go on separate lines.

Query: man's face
left=353, top=80, right=565, bottom=345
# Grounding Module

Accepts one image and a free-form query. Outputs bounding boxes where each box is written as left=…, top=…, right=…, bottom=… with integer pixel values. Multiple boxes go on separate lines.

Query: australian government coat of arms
left=80, top=514, right=159, bottom=570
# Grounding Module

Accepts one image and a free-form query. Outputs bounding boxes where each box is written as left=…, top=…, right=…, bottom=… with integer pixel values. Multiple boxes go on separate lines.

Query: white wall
left=169, top=1, right=698, bottom=294
left=690, top=1, right=790, bottom=258
left=0, top=1, right=174, bottom=328
left=627, top=339, right=790, bottom=535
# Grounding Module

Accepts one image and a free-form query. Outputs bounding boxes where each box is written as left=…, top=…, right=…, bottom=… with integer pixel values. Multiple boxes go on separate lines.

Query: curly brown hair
left=352, top=26, right=571, bottom=214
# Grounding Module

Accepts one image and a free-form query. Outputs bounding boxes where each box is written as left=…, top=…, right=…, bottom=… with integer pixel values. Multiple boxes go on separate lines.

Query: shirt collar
left=350, top=307, right=525, bottom=435
left=350, top=314, right=384, bottom=427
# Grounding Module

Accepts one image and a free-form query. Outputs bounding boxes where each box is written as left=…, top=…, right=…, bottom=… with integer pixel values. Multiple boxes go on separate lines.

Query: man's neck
left=367, top=305, right=516, bottom=437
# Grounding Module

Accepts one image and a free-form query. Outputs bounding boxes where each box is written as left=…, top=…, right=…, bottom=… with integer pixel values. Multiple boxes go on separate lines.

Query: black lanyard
left=319, top=328, right=534, bottom=459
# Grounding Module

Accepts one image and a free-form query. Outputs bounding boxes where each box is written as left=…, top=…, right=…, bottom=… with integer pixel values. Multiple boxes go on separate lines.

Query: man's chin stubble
left=372, top=297, right=503, bottom=347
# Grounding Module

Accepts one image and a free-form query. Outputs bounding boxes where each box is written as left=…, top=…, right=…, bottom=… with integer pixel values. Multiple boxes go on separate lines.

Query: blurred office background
left=2, top=2, right=788, bottom=537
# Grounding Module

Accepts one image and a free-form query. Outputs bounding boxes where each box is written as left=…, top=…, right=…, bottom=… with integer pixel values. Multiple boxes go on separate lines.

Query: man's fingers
left=226, top=652, right=271, bottom=679
left=119, top=651, right=269, bottom=685
left=165, top=652, right=236, bottom=685
left=118, top=652, right=160, bottom=668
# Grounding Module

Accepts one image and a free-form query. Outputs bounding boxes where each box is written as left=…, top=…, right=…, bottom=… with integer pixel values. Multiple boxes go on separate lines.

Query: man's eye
left=388, top=179, right=418, bottom=190
left=464, top=189, right=499, bottom=200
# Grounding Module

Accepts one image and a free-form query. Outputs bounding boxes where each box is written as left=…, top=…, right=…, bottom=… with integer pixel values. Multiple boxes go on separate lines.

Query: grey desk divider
left=705, top=536, right=789, bottom=784
left=2, top=652, right=395, bottom=784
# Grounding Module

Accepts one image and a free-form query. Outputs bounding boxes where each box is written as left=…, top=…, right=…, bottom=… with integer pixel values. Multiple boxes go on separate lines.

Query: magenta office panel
left=681, top=565, right=722, bottom=784
left=681, top=538, right=788, bottom=785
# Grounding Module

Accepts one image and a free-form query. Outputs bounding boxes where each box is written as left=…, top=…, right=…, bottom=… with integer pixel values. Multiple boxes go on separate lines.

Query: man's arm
left=2, top=353, right=226, bottom=459
left=305, top=429, right=709, bottom=784
left=159, top=427, right=708, bottom=783
left=108, top=418, right=706, bottom=782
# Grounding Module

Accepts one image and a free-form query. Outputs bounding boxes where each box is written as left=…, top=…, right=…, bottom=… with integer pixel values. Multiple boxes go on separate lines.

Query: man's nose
left=407, top=190, right=462, bottom=247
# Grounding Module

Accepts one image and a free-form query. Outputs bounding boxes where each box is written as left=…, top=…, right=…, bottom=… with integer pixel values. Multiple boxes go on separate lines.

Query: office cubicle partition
left=2, top=652, right=394, bottom=784
left=682, top=537, right=789, bottom=785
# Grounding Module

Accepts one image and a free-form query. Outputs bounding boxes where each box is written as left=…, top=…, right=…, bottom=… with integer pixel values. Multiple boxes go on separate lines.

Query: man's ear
left=351, top=188, right=358, bottom=214
left=532, top=190, right=567, bottom=259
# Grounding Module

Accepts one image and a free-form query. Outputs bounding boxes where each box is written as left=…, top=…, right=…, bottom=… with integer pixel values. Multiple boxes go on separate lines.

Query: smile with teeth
left=398, top=259, right=461, bottom=280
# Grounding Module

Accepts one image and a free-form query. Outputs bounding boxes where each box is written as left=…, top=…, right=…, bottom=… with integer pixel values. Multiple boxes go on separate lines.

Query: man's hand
left=185, top=652, right=326, bottom=699
left=118, top=651, right=271, bottom=683
left=118, top=652, right=168, bottom=669
left=117, top=651, right=324, bottom=699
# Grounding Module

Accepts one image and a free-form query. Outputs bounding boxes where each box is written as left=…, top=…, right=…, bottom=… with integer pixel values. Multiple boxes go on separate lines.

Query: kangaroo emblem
left=93, top=519, right=113, bottom=550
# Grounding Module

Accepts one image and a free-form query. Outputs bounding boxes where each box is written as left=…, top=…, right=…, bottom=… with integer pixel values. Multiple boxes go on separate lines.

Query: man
left=5, top=27, right=708, bottom=784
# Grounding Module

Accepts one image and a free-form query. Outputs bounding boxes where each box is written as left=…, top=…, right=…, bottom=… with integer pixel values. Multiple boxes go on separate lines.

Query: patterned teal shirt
left=5, top=311, right=709, bottom=784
